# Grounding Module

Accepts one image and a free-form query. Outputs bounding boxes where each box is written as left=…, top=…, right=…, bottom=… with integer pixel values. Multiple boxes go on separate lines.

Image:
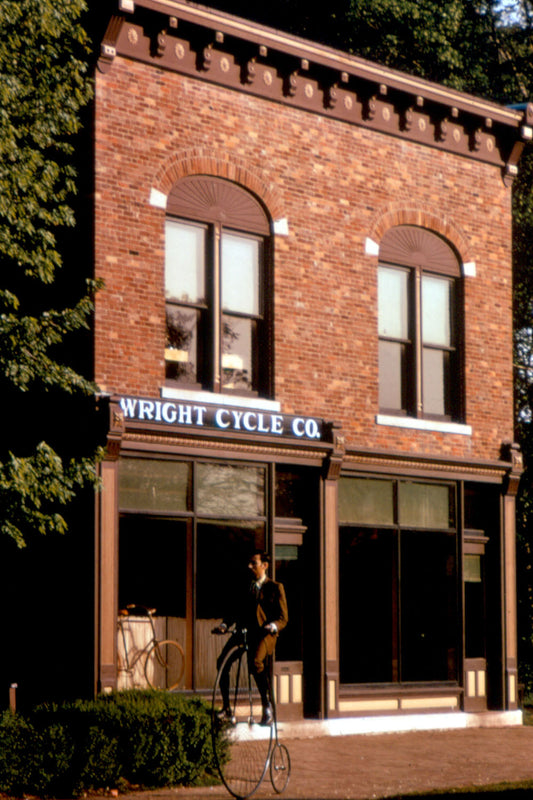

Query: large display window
left=339, top=476, right=459, bottom=685
left=118, top=457, right=267, bottom=690
left=117, top=457, right=313, bottom=695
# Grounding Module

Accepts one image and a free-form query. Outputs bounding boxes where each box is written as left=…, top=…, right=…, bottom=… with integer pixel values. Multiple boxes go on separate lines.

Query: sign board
left=119, top=395, right=324, bottom=442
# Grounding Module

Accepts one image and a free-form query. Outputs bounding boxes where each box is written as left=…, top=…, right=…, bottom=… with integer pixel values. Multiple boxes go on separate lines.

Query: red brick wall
left=94, top=57, right=514, bottom=462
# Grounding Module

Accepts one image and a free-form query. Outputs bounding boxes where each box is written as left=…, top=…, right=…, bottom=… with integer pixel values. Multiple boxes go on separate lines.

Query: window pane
left=423, top=347, right=449, bottom=416
left=119, top=459, right=192, bottom=512
left=378, top=266, right=408, bottom=339
left=400, top=530, right=458, bottom=681
left=422, top=275, right=451, bottom=346
left=222, top=315, right=253, bottom=391
left=465, top=555, right=485, bottom=658
left=165, top=306, right=198, bottom=383
left=196, top=520, right=265, bottom=689
left=119, top=517, right=187, bottom=618
left=379, top=340, right=406, bottom=411
left=339, top=528, right=395, bottom=683
left=275, top=544, right=303, bottom=661
left=222, top=232, right=259, bottom=315
left=339, top=478, right=394, bottom=525
left=165, top=220, right=206, bottom=304
left=398, top=482, right=454, bottom=528
left=118, top=517, right=188, bottom=689
left=196, top=463, right=265, bottom=517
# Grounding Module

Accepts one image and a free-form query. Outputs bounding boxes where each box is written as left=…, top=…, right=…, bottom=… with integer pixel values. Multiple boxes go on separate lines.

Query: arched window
left=378, top=226, right=462, bottom=420
left=165, top=176, right=272, bottom=396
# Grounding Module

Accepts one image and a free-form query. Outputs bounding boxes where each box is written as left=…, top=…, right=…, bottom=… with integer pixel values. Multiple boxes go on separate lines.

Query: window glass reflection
left=222, top=315, right=253, bottom=390
left=119, top=459, right=192, bottom=513
left=165, top=306, right=199, bottom=383
left=422, top=275, right=450, bottom=346
left=339, top=477, right=394, bottom=525
left=379, top=340, right=406, bottom=411
left=222, top=232, right=259, bottom=315
left=378, top=266, right=408, bottom=339
left=196, top=463, right=265, bottom=517
left=165, top=220, right=206, bottom=304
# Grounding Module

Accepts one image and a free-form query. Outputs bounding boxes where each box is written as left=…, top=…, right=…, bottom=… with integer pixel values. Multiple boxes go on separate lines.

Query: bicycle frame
left=117, top=605, right=158, bottom=682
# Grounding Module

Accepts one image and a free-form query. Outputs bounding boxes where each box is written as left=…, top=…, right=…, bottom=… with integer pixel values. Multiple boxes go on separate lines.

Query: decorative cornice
left=343, top=448, right=510, bottom=483
left=121, top=431, right=328, bottom=463
left=98, top=0, right=532, bottom=183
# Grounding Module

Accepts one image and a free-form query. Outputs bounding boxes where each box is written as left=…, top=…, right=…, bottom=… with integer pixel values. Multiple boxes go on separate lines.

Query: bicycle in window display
left=117, top=604, right=185, bottom=691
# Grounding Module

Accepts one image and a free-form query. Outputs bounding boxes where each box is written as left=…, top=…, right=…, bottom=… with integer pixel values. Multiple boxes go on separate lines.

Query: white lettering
left=271, top=415, right=284, bottom=435
left=138, top=400, right=155, bottom=420
left=178, top=405, right=192, bottom=425
left=162, top=402, right=177, bottom=423
left=257, top=413, right=270, bottom=433
left=305, top=418, right=320, bottom=439
left=194, top=406, right=207, bottom=425
left=118, top=397, right=321, bottom=441
left=243, top=412, right=257, bottom=431
left=231, top=409, right=244, bottom=429
left=215, top=409, right=231, bottom=428
left=120, top=397, right=137, bottom=418
left=292, top=418, right=305, bottom=437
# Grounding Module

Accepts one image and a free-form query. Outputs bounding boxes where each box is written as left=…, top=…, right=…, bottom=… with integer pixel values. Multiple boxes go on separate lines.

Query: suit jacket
left=224, top=576, right=288, bottom=636
left=254, top=577, right=289, bottom=633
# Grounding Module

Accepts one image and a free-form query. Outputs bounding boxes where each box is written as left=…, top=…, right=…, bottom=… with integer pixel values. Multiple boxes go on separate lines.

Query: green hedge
left=0, top=690, right=226, bottom=797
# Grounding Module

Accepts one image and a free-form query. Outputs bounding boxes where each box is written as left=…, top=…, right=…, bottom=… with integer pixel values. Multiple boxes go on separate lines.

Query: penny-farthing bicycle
left=211, top=627, right=291, bottom=799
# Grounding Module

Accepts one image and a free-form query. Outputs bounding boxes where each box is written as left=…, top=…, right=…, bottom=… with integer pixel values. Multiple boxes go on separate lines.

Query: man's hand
left=264, top=622, right=278, bottom=634
left=212, top=623, right=228, bottom=634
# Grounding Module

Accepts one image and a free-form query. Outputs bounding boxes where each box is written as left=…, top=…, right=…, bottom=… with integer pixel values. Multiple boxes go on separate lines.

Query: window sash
left=378, top=263, right=457, bottom=419
left=165, top=218, right=265, bottom=393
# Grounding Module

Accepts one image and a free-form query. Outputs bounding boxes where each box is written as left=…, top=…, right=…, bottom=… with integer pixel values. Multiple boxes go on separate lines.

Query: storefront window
left=339, top=477, right=458, bottom=685
left=118, top=458, right=267, bottom=691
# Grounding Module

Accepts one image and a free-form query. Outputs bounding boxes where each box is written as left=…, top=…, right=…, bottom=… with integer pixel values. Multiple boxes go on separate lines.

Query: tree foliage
left=0, top=0, right=98, bottom=548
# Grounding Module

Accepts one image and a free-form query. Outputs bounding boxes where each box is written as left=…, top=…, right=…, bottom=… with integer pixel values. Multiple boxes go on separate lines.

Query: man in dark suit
left=213, top=551, right=288, bottom=726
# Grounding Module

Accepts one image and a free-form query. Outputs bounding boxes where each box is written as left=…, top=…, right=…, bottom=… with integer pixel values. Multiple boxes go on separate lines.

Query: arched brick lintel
left=370, top=206, right=472, bottom=264
left=151, top=150, right=284, bottom=221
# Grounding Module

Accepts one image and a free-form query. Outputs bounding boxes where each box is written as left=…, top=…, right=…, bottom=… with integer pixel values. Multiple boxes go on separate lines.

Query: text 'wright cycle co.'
left=211, top=626, right=291, bottom=800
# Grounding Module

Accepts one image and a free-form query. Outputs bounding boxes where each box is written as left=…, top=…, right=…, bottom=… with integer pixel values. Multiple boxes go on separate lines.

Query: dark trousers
left=217, top=631, right=272, bottom=709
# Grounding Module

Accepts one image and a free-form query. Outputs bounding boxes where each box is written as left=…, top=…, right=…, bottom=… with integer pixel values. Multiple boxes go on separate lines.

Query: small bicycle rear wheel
left=211, top=645, right=273, bottom=799
left=145, top=639, right=185, bottom=690
left=270, top=742, right=291, bottom=794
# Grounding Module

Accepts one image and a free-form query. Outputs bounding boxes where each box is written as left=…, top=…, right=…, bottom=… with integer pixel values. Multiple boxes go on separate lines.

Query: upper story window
left=378, top=226, right=463, bottom=421
left=165, top=176, right=272, bottom=396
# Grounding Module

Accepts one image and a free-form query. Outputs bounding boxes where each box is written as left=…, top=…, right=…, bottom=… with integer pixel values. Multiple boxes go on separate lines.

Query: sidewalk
left=111, top=721, right=533, bottom=800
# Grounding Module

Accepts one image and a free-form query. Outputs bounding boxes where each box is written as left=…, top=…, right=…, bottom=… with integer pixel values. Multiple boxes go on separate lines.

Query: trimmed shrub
left=0, top=690, right=223, bottom=797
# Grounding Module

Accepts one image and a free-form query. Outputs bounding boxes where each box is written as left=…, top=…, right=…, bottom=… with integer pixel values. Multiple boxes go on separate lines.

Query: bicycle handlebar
left=211, top=624, right=248, bottom=636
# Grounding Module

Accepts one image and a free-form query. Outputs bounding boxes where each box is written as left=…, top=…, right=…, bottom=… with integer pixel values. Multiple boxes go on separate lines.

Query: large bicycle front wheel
left=144, top=639, right=185, bottom=690
left=211, top=645, right=273, bottom=799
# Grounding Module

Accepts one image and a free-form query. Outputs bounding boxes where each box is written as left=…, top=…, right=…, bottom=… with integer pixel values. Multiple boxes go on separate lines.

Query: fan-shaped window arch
left=378, top=226, right=463, bottom=420
left=165, top=176, right=272, bottom=395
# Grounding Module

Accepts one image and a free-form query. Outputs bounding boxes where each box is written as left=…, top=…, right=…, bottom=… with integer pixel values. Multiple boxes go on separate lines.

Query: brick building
left=4, top=0, right=533, bottom=725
